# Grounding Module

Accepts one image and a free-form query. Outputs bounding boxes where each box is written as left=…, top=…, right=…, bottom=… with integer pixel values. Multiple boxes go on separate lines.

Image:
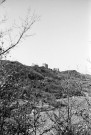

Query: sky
left=0, top=0, right=90, bottom=74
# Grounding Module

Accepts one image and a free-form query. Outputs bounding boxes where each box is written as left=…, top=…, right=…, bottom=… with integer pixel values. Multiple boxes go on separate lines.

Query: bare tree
left=0, top=1, right=39, bottom=59
left=43, top=71, right=85, bottom=135
left=0, top=1, right=39, bottom=135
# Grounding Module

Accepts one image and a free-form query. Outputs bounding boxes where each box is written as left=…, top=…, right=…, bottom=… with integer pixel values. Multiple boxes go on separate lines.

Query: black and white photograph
left=0, top=0, right=90, bottom=135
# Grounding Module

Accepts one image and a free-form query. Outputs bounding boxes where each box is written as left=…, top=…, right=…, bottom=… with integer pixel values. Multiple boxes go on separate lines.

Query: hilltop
left=0, top=60, right=91, bottom=102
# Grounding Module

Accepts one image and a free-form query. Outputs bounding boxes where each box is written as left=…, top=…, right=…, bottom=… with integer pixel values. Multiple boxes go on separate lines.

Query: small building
left=53, top=68, right=59, bottom=72
left=42, top=63, right=48, bottom=68
left=31, top=63, right=39, bottom=67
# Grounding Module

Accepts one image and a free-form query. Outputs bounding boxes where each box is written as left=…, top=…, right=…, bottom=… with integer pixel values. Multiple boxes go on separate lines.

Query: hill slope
left=0, top=60, right=91, bottom=101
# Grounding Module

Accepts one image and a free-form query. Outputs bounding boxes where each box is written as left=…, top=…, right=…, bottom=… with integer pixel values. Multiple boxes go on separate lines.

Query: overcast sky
left=0, top=0, right=90, bottom=73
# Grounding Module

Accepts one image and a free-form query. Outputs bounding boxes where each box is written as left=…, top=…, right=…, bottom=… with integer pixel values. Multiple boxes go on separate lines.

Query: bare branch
left=40, top=126, right=55, bottom=135
left=0, top=16, right=7, bottom=25
left=0, top=10, right=39, bottom=57
left=0, top=0, right=6, bottom=5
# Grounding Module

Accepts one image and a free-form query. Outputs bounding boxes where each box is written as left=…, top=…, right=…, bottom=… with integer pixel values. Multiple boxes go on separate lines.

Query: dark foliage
left=0, top=60, right=89, bottom=101
left=0, top=60, right=91, bottom=134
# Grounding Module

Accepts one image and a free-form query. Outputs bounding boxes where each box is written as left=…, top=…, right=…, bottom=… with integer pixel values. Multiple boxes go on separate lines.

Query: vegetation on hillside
left=0, top=60, right=88, bottom=101
left=0, top=60, right=91, bottom=134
